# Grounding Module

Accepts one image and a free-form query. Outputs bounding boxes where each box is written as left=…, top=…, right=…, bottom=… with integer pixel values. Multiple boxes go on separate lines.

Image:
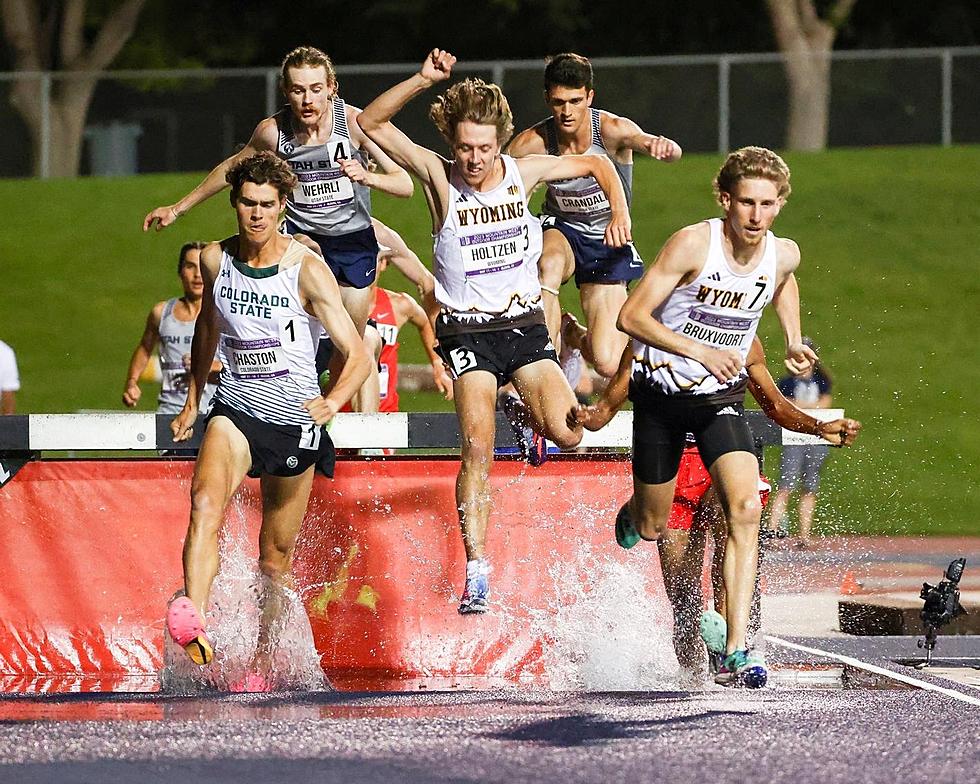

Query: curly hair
left=429, top=78, right=514, bottom=147
left=544, top=53, right=594, bottom=92
left=280, top=46, right=337, bottom=90
left=226, top=151, right=297, bottom=203
left=714, top=146, right=791, bottom=204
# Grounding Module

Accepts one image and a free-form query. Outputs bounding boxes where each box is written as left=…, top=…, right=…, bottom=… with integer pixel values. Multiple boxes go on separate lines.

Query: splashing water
left=530, top=543, right=681, bottom=691
left=159, top=497, right=326, bottom=694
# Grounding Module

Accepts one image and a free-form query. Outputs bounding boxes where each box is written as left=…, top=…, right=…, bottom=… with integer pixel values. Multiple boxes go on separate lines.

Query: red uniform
left=340, top=288, right=401, bottom=415
left=668, top=445, right=771, bottom=531
left=371, top=289, right=400, bottom=413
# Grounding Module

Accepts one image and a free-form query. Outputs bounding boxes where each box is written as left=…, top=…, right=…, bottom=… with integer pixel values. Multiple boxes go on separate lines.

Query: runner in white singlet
left=615, top=146, right=818, bottom=689
left=122, top=242, right=220, bottom=416
left=166, top=152, right=371, bottom=684
left=508, top=53, right=682, bottom=378
left=143, top=47, right=413, bottom=415
left=357, top=48, right=632, bottom=615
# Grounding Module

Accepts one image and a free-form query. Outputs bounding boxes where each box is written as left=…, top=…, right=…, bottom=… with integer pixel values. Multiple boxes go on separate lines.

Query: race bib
left=292, top=141, right=355, bottom=208
left=460, top=225, right=526, bottom=278
left=680, top=309, right=753, bottom=350
left=553, top=182, right=610, bottom=216
left=378, top=362, right=390, bottom=400
left=224, top=336, right=289, bottom=380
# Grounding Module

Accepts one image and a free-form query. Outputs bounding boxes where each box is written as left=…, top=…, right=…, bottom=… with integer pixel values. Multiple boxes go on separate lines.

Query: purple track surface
left=1, top=678, right=977, bottom=784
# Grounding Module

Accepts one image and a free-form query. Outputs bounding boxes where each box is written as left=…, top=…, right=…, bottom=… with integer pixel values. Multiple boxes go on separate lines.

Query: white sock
left=466, top=558, right=490, bottom=579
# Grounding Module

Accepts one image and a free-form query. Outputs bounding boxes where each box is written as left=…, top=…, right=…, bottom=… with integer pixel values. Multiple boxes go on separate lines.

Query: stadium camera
left=915, top=558, right=967, bottom=667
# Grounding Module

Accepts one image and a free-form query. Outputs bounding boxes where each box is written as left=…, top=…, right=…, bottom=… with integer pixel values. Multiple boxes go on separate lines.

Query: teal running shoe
left=615, top=503, right=641, bottom=549
left=699, top=609, right=727, bottom=675
left=715, top=649, right=768, bottom=689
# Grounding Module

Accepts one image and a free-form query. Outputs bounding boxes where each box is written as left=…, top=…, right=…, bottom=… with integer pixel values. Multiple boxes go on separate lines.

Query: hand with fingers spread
left=143, top=205, right=181, bottom=232
left=569, top=401, right=615, bottom=432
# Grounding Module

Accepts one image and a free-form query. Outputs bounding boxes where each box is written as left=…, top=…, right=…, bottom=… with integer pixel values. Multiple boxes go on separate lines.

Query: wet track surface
left=1, top=689, right=978, bottom=784
left=2, top=658, right=978, bottom=784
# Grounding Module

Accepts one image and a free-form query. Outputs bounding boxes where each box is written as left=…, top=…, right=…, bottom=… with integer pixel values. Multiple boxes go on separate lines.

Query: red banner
left=0, top=457, right=656, bottom=690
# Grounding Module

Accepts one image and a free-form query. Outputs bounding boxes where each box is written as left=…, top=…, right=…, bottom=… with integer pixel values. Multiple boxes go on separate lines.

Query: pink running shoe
left=166, top=596, right=213, bottom=665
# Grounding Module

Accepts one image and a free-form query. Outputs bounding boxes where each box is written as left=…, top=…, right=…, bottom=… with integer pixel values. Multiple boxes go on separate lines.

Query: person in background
left=766, top=337, right=834, bottom=547
left=0, top=339, right=20, bottom=414
left=123, top=242, right=221, bottom=416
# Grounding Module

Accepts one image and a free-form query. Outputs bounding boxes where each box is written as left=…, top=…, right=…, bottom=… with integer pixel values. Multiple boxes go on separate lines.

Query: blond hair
left=280, top=46, right=336, bottom=90
left=429, top=78, right=514, bottom=146
left=714, top=146, right=792, bottom=205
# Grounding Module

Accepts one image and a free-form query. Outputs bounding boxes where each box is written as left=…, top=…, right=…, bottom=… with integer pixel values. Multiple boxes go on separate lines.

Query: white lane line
left=766, top=635, right=980, bottom=707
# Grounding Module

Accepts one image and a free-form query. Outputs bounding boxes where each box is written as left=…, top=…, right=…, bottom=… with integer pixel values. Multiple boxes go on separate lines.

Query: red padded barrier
left=0, top=458, right=639, bottom=690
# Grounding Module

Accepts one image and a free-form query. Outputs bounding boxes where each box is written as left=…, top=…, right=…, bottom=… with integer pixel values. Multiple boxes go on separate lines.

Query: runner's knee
left=727, top=494, right=763, bottom=529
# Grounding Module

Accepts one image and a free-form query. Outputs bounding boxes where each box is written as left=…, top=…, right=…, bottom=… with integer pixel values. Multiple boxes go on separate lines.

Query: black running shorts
left=630, top=383, right=755, bottom=485
left=435, top=323, right=558, bottom=386
left=208, top=401, right=336, bottom=479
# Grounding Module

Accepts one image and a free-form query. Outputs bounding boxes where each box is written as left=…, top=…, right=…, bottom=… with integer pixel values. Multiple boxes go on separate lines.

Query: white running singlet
left=538, top=108, right=633, bottom=240
left=433, top=155, right=543, bottom=330
left=157, top=298, right=217, bottom=415
left=632, top=218, right=777, bottom=398
left=212, top=240, right=322, bottom=426
left=275, top=97, right=373, bottom=237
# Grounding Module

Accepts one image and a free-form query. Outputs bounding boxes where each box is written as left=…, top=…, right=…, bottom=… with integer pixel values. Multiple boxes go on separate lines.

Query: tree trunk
left=1, top=0, right=148, bottom=177
left=765, top=0, right=857, bottom=152
left=783, top=44, right=832, bottom=151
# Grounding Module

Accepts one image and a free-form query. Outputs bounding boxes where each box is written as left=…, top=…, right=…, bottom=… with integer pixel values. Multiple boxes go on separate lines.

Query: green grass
left=1, top=146, right=978, bottom=535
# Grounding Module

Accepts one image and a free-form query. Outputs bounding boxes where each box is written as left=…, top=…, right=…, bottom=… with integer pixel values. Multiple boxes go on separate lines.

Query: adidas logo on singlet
left=708, top=271, right=722, bottom=282
left=716, top=406, right=740, bottom=417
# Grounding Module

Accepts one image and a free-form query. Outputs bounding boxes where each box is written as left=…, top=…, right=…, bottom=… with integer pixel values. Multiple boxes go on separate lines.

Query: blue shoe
left=615, top=503, right=641, bottom=549
left=714, top=649, right=768, bottom=689
left=458, top=566, right=490, bottom=614
left=699, top=610, right=727, bottom=675
left=500, top=394, right=548, bottom=467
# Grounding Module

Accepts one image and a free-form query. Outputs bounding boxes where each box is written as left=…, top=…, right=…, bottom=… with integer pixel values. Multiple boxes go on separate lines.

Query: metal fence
left=1, top=46, right=979, bottom=179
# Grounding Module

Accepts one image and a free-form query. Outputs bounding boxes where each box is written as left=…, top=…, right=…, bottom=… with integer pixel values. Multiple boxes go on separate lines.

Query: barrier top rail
left=0, top=410, right=841, bottom=453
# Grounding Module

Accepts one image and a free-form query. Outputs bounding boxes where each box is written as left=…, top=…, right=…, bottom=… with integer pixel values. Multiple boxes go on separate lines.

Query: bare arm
left=391, top=290, right=453, bottom=399
left=517, top=153, right=631, bottom=247
left=601, top=112, right=682, bottom=162
left=143, top=119, right=276, bottom=231
left=617, top=224, right=744, bottom=384
left=772, top=244, right=817, bottom=373
left=171, top=244, right=223, bottom=440
left=356, top=49, right=456, bottom=226
left=342, top=108, right=414, bottom=198
left=371, top=218, right=435, bottom=298
left=506, top=126, right=548, bottom=158
left=570, top=345, right=632, bottom=431
left=299, top=257, right=373, bottom=423
left=746, top=337, right=860, bottom=447
left=122, top=302, right=164, bottom=407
